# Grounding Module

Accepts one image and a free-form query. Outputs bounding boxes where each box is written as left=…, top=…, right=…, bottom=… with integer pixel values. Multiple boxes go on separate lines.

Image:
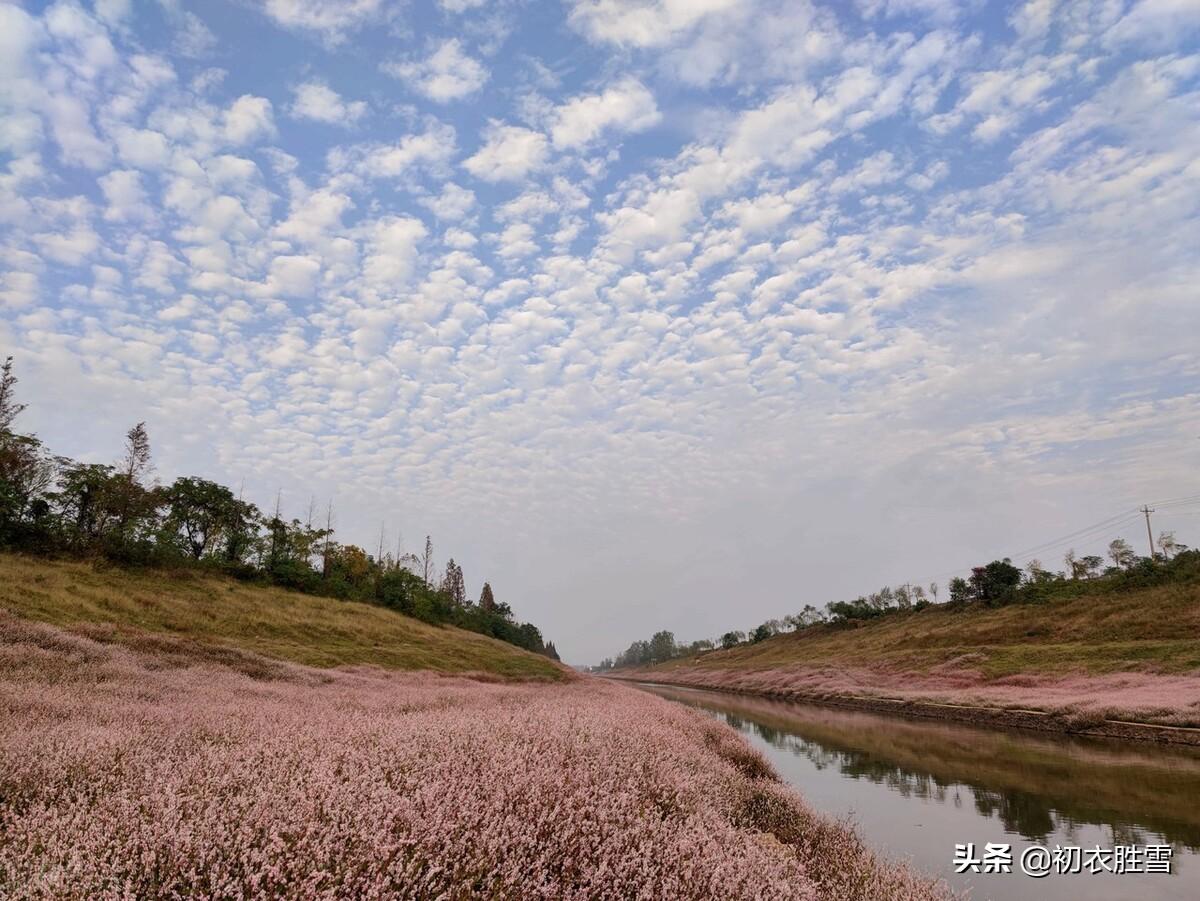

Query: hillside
left=618, top=570, right=1200, bottom=729
left=0, top=553, right=564, bottom=680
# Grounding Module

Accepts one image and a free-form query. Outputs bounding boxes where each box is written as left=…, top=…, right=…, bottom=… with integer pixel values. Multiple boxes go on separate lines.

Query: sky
left=2, top=0, right=1199, bottom=664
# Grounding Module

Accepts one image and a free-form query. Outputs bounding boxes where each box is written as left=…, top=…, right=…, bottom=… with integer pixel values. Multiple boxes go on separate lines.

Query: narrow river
left=636, top=682, right=1200, bottom=901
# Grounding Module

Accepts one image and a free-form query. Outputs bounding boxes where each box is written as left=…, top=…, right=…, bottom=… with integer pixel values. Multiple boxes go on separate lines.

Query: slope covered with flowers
left=0, top=611, right=945, bottom=900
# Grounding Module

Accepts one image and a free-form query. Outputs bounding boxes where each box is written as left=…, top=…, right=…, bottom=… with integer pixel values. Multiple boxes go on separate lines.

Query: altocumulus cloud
left=1, top=0, right=1198, bottom=663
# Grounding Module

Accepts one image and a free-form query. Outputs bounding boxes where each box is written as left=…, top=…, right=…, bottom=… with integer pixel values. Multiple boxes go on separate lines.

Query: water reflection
left=638, top=683, right=1200, bottom=900
left=714, top=706, right=1200, bottom=848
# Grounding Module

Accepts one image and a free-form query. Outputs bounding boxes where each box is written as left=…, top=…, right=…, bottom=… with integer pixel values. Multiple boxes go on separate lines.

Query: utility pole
left=1140, top=505, right=1156, bottom=560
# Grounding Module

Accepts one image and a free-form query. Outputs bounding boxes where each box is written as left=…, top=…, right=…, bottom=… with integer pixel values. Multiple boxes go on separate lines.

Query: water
left=636, top=683, right=1200, bottom=901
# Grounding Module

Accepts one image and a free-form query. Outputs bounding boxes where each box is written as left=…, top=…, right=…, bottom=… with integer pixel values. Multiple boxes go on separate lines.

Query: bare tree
left=421, top=535, right=434, bottom=586
left=1157, top=531, right=1179, bottom=560
left=1108, top=538, right=1136, bottom=569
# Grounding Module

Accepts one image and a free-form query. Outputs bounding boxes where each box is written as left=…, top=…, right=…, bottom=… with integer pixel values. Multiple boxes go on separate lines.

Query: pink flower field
left=0, top=611, right=947, bottom=900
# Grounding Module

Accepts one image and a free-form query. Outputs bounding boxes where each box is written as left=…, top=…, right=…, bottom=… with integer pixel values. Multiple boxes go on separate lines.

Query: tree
left=968, top=559, right=1022, bottom=606
left=113, top=422, right=156, bottom=541
left=0, top=358, right=55, bottom=540
left=1064, top=549, right=1081, bottom=579
left=51, top=461, right=125, bottom=549
left=479, top=581, right=496, bottom=612
left=720, top=630, right=745, bottom=649
left=163, top=477, right=251, bottom=560
left=649, top=630, right=675, bottom=662
left=948, top=576, right=972, bottom=604
left=421, top=535, right=434, bottom=586
left=543, top=641, right=560, bottom=662
left=1080, top=555, right=1103, bottom=579
left=751, top=622, right=775, bottom=643
left=929, top=581, right=939, bottom=604
left=1108, top=538, right=1137, bottom=569
left=0, top=357, right=25, bottom=433
left=440, top=558, right=466, bottom=605
left=1158, top=531, right=1180, bottom=560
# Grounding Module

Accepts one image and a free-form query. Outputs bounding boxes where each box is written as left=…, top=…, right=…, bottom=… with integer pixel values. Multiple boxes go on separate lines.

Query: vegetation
left=0, top=357, right=558, bottom=661
left=599, top=544, right=1198, bottom=673
left=0, top=554, right=563, bottom=679
left=0, top=614, right=948, bottom=900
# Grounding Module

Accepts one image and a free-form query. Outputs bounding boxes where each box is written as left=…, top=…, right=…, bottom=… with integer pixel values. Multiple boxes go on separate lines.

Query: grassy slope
left=0, top=553, right=564, bottom=680
left=649, top=579, right=1200, bottom=679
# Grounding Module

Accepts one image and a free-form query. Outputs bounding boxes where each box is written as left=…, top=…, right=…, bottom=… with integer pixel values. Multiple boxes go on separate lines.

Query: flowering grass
left=0, top=611, right=947, bottom=900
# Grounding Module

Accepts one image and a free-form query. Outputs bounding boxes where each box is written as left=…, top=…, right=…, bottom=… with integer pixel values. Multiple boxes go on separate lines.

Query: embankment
left=614, top=573, right=1200, bottom=744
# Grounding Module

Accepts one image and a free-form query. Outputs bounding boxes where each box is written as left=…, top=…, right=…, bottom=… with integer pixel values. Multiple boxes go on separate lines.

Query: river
left=636, top=682, right=1200, bottom=901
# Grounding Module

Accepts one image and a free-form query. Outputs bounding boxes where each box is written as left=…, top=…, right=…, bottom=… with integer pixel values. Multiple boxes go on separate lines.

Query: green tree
left=649, top=629, right=675, bottom=662
left=0, top=358, right=55, bottom=541
left=720, top=630, right=745, bottom=650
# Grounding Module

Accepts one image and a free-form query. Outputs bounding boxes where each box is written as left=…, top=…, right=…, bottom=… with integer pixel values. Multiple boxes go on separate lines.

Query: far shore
left=611, top=669, right=1200, bottom=746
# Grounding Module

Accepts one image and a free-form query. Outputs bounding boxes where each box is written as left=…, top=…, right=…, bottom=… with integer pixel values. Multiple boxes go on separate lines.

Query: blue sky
left=3, top=0, right=1199, bottom=662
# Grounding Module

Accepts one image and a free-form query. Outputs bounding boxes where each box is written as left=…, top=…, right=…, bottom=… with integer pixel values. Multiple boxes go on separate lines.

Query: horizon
left=3, top=0, right=1199, bottom=664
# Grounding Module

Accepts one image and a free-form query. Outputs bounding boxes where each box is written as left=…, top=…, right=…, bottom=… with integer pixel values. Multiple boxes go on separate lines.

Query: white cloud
left=261, top=0, right=384, bottom=40
left=420, top=183, right=477, bottom=220
left=289, top=81, right=368, bottom=125
left=550, top=78, right=661, bottom=149
left=439, top=0, right=488, bottom=10
left=384, top=39, right=489, bottom=103
left=329, top=123, right=458, bottom=179
left=463, top=123, right=548, bottom=181
left=223, top=95, right=276, bottom=144
left=98, top=169, right=151, bottom=222
left=568, top=0, right=740, bottom=48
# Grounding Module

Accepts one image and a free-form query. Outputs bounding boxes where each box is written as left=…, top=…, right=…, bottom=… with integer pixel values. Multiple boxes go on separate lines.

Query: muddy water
left=636, top=683, right=1200, bottom=901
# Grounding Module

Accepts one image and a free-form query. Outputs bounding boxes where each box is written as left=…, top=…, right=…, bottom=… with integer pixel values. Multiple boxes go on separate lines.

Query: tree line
left=0, top=357, right=558, bottom=661
left=596, top=533, right=1195, bottom=671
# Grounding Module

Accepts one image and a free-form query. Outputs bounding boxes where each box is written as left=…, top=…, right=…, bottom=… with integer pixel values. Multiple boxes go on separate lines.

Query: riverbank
left=0, top=611, right=948, bottom=900
left=611, top=668, right=1200, bottom=745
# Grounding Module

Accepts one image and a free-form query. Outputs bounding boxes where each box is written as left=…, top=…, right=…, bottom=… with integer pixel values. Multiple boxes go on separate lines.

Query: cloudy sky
left=3, top=0, right=1199, bottom=662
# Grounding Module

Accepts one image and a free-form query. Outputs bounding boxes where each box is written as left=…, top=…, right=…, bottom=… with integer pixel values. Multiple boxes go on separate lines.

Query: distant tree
left=52, top=462, right=124, bottom=549
left=421, top=535, right=434, bottom=586
left=479, top=581, right=496, bottom=612
left=1108, top=538, right=1137, bottom=569
left=164, top=477, right=229, bottom=559
left=750, top=623, right=775, bottom=643
left=1079, top=555, right=1103, bottom=579
left=543, top=641, right=560, bottom=662
left=441, top=558, right=466, bottom=605
left=0, top=358, right=55, bottom=539
left=948, top=576, right=972, bottom=604
left=928, top=581, right=939, bottom=604
left=649, top=629, right=676, bottom=662
left=1064, top=549, right=1081, bottom=580
left=0, top=357, right=25, bottom=433
left=968, top=559, right=1022, bottom=606
left=720, top=630, right=745, bottom=650
left=1158, top=531, right=1181, bottom=560
left=113, top=422, right=155, bottom=541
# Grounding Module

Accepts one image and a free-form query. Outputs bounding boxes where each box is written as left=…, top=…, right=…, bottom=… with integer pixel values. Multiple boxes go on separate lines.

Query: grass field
left=0, top=553, right=564, bottom=680
left=623, top=576, right=1200, bottom=726
left=655, top=578, right=1200, bottom=678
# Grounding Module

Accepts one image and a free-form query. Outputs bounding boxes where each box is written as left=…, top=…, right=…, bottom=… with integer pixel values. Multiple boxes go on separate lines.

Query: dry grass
left=659, top=580, right=1200, bottom=678
left=0, top=553, right=565, bottom=681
